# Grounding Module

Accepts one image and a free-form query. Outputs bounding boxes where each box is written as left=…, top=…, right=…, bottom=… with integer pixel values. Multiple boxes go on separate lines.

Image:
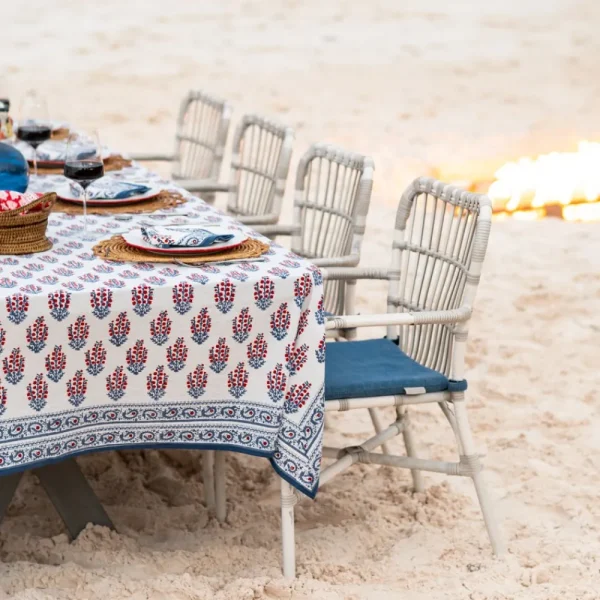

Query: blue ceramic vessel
left=0, top=142, right=29, bottom=192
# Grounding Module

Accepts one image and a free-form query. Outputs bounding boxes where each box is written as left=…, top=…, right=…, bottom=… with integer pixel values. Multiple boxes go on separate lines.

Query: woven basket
left=0, top=192, right=56, bottom=254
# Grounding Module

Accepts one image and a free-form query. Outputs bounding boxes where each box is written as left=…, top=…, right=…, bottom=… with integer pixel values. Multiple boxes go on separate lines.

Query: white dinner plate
left=122, top=230, right=247, bottom=256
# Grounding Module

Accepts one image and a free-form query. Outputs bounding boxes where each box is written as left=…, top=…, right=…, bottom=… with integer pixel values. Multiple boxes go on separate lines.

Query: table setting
left=0, top=95, right=326, bottom=533
left=6, top=133, right=132, bottom=176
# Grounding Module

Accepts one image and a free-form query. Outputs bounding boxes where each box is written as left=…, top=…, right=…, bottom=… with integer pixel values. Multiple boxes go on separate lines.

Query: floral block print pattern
left=0, top=161, right=325, bottom=498
left=26, top=317, right=48, bottom=353
left=109, top=312, right=131, bottom=347
left=150, top=311, right=172, bottom=346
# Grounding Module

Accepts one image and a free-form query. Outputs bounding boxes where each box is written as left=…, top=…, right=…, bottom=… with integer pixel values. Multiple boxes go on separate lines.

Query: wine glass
left=17, top=91, right=51, bottom=177
left=63, top=132, right=104, bottom=241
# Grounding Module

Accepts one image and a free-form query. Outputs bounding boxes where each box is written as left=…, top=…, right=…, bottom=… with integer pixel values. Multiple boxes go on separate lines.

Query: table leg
left=203, top=451, right=216, bottom=510
left=0, top=472, right=23, bottom=522
left=214, top=451, right=227, bottom=523
left=34, top=459, right=115, bottom=539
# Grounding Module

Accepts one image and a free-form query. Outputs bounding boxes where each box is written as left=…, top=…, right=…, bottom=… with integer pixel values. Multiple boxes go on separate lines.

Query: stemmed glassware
left=63, top=132, right=104, bottom=240
left=17, top=91, right=51, bottom=177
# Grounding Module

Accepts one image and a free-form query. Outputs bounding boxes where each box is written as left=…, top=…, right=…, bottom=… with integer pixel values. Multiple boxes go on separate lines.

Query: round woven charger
left=93, top=235, right=269, bottom=264
left=53, top=190, right=187, bottom=215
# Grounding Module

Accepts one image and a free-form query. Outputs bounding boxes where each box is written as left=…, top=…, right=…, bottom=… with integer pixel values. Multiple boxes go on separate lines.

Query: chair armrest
left=325, top=306, right=472, bottom=330
left=236, top=213, right=280, bottom=226
left=252, top=224, right=301, bottom=237
left=322, top=267, right=394, bottom=281
left=128, top=153, right=175, bottom=162
left=311, top=255, right=359, bottom=268
left=176, top=179, right=232, bottom=193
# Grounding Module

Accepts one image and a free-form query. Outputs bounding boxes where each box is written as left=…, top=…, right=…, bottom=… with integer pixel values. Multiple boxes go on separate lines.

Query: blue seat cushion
left=325, top=338, right=451, bottom=401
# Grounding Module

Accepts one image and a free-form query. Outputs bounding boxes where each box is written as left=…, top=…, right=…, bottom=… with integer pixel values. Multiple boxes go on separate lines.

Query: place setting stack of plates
left=57, top=177, right=162, bottom=207
left=9, top=138, right=132, bottom=174
left=93, top=223, right=270, bottom=266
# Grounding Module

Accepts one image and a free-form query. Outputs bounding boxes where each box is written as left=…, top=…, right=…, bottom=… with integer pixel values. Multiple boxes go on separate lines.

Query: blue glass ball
left=0, top=142, right=29, bottom=193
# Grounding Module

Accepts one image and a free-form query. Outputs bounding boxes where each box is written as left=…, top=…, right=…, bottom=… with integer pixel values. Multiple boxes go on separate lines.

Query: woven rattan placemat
left=34, top=154, right=132, bottom=175
left=51, top=128, right=70, bottom=141
left=93, top=236, right=269, bottom=265
left=53, top=190, right=187, bottom=215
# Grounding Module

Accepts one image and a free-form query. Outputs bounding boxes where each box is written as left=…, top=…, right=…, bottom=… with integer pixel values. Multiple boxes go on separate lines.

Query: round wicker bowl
left=0, top=192, right=56, bottom=254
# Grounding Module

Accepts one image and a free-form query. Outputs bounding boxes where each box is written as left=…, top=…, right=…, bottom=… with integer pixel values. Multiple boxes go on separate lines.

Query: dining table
left=0, top=157, right=325, bottom=536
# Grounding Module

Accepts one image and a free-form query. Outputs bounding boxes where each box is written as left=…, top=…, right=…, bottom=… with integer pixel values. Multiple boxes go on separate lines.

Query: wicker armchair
left=276, top=176, right=504, bottom=576
left=202, top=144, right=374, bottom=522
left=129, top=90, right=232, bottom=202
left=189, top=114, right=295, bottom=225
left=255, top=143, right=374, bottom=316
left=206, top=177, right=504, bottom=576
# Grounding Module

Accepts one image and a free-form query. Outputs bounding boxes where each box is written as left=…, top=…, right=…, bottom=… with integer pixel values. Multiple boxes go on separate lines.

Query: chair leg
left=368, top=408, right=392, bottom=455
left=453, top=398, right=506, bottom=555
left=202, top=451, right=216, bottom=510
left=280, top=479, right=297, bottom=579
left=398, top=409, right=425, bottom=493
left=214, top=452, right=227, bottom=523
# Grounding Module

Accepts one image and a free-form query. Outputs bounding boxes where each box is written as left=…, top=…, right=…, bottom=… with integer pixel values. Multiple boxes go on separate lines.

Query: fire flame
left=488, top=141, right=600, bottom=221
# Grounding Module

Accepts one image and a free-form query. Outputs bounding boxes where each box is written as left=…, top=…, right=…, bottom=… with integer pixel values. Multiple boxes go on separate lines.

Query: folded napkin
left=0, top=190, right=44, bottom=212
left=141, top=226, right=234, bottom=249
left=68, top=177, right=150, bottom=200
left=36, top=140, right=96, bottom=162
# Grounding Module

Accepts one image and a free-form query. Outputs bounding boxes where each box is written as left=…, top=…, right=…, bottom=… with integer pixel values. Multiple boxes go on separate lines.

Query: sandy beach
left=1, top=1, right=600, bottom=598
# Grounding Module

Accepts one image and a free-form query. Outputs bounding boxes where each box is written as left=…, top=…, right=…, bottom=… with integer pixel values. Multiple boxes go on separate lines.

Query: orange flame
left=488, top=142, right=600, bottom=221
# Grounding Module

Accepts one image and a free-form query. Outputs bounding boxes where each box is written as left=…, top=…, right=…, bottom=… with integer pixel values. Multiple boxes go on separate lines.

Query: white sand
left=2, top=1, right=600, bottom=598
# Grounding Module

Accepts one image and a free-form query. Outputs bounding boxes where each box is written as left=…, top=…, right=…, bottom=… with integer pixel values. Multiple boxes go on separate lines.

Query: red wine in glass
left=16, top=124, right=51, bottom=149
left=63, top=131, right=103, bottom=240
left=64, top=160, right=104, bottom=189
left=17, top=124, right=51, bottom=176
